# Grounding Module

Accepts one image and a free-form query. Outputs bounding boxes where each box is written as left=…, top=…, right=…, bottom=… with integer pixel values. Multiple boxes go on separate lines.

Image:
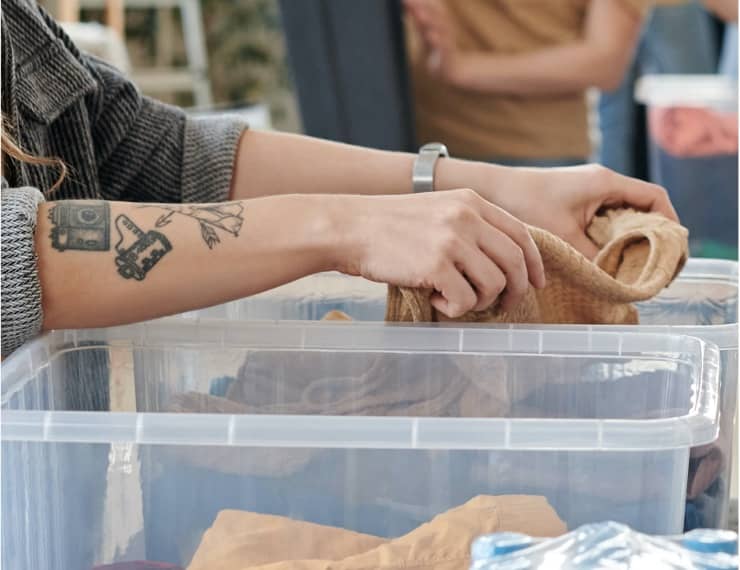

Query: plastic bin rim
left=499, top=323, right=737, bottom=351
left=680, top=257, right=737, bottom=278
left=283, top=258, right=738, bottom=282
left=0, top=324, right=718, bottom=385
left=0, top=409, right=720, bottom=451
left=1, top=325, right=716, bottom=404
left=635, top=74, right=738, bottom=107
left=1, top=326, right=721, bottom=451
left=1, top=321, right=718, bottom=363
left=163, top=320, right=738, bottom=351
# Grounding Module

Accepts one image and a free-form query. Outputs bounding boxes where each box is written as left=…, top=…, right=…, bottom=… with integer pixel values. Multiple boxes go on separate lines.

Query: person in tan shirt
left=405, top=0, right=670, bottom=166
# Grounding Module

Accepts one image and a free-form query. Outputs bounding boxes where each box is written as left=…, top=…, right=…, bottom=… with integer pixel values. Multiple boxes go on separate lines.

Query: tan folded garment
left=188, top=495, right=566, bottom=570
left=187, top=511, right=385, bottom=570
left=322, top=310, right=353, bottom=321
left=386, top=209, right=688, bottom=324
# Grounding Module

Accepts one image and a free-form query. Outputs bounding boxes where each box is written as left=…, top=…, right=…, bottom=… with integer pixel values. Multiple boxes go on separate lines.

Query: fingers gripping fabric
left=386, top=209, right=689, bottom=325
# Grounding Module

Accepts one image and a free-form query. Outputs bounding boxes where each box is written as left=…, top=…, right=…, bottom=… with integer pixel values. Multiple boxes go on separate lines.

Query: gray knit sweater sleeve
left=1, top=103, right=247, bottom=356
left=90, top=58, right=248, bottom=205
left=1, top=183, right=46, bottom=355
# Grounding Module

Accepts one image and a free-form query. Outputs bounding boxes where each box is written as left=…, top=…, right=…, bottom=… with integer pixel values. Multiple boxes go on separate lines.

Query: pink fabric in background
left=649, top=107, right=738, bottom=157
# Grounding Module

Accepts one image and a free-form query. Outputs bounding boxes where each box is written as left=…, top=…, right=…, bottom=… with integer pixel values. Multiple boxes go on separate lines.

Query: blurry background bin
left=635, top=74, right=738, bottom=260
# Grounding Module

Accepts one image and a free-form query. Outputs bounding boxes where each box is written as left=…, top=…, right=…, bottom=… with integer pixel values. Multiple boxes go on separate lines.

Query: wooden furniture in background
left=54, top=0, right=212, bottom=107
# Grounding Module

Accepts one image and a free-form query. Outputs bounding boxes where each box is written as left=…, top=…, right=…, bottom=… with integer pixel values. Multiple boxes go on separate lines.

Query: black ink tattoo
left=49, top=201, right=172, bottom=282
left=49, top=201, right=111, bottom=251
left=139, top=203, right=244, bottom=249
left=114, top=215, right=172, bottom=281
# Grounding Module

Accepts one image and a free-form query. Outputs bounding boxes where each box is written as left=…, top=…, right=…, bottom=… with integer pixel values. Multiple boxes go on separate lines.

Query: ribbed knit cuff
left=181, top=115, right=249, bottom=204
left=1, top=185, right=46, bottom=356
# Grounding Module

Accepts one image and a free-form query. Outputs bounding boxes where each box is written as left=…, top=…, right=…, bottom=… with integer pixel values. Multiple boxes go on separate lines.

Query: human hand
left=403, top=0, right=461, bottom=83
left=443, top=163, right=678, bottom=259
left=331, top=189, right=545, bottom=318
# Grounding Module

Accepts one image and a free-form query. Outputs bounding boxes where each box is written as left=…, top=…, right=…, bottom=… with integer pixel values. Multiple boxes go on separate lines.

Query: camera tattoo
left=48, top=201, right=172, bottom=281
left=49, top=201, right=111, bottom=251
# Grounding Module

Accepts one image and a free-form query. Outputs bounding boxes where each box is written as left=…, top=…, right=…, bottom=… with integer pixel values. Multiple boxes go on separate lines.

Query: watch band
left=412, top=142, right=449, bottom=193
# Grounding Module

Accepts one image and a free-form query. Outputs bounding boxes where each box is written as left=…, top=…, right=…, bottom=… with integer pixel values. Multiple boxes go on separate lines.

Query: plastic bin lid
left=635, top=74, right=738, bottom=109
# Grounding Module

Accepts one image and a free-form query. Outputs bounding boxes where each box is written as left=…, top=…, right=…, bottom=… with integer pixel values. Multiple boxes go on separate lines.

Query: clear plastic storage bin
left=179, top=258, right=739, bottom=531
left=635, top=75, right=738, bottom=258
left=1, top=323, right=720, bottom=570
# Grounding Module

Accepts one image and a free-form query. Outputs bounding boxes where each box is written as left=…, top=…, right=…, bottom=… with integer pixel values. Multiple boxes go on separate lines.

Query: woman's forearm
left=230, top=130, right=415, bottom=200
left=34, top=189, right=549, bottom=331
left=36, top=195, right=341, bottom=330
left=229, top=129, right=505, bottom=201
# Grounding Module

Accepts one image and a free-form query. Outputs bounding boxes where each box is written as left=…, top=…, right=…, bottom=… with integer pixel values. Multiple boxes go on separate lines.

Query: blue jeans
left=719, top=24, right=738, bottom=79
left=598, top=1, right=721, bottom=177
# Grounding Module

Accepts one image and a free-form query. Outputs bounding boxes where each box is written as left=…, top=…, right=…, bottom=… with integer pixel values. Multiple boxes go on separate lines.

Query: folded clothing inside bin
left=167, top=352, right=685, bottom=506
left=386, top=208, right=688, bottom=325
left=186, top=495, right=566, bottom=570
left=168, top=350, right=512, bottom=477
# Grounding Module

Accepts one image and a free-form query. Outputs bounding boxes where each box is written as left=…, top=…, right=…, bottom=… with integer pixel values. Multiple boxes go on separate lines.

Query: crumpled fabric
left=386, top=209, right=688, bottom=325
left=649, top=107, right=739, bottom=158
left=187, top=495, right=566, bottom=570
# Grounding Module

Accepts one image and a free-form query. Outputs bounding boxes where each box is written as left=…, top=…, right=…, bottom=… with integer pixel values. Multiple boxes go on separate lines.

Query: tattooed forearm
left=138, top=203, right=244, bottom=249
left=48, top=200, right=243, bottom=281
left=48, top=201, right=172, bottom=281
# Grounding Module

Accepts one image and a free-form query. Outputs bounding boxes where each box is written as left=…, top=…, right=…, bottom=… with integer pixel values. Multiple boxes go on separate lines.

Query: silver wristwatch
left=412, top=142, right=449, bottom=193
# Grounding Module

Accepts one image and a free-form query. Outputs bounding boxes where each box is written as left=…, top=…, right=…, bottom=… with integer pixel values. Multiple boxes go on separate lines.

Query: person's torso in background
left=407, top=0, right=591, bottom=162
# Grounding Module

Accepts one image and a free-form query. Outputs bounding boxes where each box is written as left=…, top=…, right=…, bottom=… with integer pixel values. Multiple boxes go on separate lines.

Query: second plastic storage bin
left=179, top=258, right=739, bottom=531
left=635, top=75, right=738, bottom=259
left=1, top=323, right=720, bottom=570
